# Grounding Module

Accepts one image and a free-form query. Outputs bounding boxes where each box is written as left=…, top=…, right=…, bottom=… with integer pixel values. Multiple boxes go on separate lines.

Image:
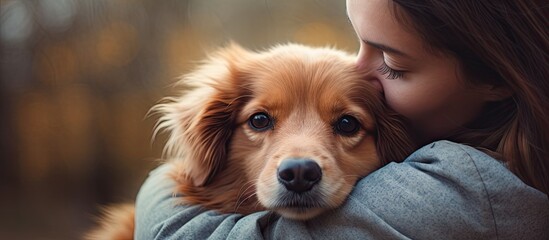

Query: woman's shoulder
left=349, top=140, right=549, bottom=239
left=401, top=140, right=510, bottom=187
left=402, top=140, right=544, bottom=201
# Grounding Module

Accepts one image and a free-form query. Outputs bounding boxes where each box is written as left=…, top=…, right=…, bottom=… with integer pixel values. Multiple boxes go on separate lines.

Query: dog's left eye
left=334, top=115, right=360, bottom=136
left=248, top=112, right=273, bottom=131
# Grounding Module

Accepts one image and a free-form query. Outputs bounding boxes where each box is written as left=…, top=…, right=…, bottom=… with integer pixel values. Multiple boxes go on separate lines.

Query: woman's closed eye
left=377, top=62, right=405, bottom=79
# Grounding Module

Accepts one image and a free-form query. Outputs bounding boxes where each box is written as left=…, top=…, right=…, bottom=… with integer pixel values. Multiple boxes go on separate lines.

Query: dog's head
left=155, top=43, right=414, bottom=219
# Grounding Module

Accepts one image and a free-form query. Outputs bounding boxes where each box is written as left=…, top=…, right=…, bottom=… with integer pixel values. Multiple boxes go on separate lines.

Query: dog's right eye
left=334, top=115, right=361, bottom=136
left=248, top=112, right=273, bottom=131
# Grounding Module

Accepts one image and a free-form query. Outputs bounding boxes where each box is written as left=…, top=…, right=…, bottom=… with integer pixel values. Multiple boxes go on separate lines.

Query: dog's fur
left=86, top=43, right=415, bottom=240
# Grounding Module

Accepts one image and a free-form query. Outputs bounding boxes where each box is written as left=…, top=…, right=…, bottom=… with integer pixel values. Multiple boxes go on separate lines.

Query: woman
left=135, top=0, right=549, bottom=238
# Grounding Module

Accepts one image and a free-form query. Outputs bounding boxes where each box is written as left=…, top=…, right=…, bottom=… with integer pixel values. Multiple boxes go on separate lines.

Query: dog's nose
left=277, top=158, right=322, bottom=193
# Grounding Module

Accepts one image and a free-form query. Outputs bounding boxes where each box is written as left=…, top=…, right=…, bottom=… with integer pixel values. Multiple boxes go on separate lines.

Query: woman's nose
left=356, top=42, right=382, bottom=70
left=355, top=44, right=384, bottom=92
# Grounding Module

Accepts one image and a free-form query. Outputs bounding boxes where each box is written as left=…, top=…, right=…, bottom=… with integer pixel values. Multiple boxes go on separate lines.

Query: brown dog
left=86, top=43, right=414, bottom=239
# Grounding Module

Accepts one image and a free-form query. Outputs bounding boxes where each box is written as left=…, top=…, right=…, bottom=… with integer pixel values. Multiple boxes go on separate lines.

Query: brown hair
left=391, top=0, right=548, bottom=195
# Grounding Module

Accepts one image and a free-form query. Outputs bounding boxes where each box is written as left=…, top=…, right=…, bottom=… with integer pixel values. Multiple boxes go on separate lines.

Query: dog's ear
left=374, top=109, right=416, bottom=165
left=153, top=43, right=252, bottom=186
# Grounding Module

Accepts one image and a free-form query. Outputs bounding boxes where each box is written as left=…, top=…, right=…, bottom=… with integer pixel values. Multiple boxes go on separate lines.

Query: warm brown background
left=0, top=0, right=357, bottom=239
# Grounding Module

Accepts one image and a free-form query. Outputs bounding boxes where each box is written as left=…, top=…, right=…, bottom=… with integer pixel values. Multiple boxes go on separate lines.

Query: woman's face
left=347, top=0, right=501, bottom=144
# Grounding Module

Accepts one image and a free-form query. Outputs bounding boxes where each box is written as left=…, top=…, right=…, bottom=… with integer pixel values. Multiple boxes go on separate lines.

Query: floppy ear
left=153, top=43, right=252, bottom=186
left=374, top=108, right=416, bottom=165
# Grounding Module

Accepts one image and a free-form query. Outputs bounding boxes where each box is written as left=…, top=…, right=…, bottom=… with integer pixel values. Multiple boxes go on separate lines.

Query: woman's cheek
left=382, top=83, right=430, bottom=120
left=382, top=83, right=409, bottom=114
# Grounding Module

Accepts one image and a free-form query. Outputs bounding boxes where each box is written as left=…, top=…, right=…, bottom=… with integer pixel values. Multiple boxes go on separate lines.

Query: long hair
left=391, top=0, right=548, bottom=195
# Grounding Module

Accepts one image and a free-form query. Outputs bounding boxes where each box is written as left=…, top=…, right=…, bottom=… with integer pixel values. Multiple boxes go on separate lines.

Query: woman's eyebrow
left=364, top=40, right=412, bottom=58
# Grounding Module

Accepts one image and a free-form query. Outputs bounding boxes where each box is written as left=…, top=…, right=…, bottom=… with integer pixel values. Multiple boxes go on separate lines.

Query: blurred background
left=0, top=0, right=356, bottom=239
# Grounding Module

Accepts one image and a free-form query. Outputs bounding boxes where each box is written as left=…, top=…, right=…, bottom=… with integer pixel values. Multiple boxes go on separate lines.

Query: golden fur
left=86, top=204, right=135, bottom=240
left=86, top=43, right=414, bottom=239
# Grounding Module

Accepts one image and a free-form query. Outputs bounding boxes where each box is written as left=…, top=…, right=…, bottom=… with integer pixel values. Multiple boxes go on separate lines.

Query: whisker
left=233, top=180, right=257, bottom=213
left=252, top=197, right=264, bottom=211
left=235, top=190, right=258, bottom=213
left=235, top=180, right=256, bottom=202
left=234, top=181, right=255, bottom=205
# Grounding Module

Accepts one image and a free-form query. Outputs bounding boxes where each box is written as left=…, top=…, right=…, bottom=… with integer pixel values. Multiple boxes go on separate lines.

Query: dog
left=86, top=43, right=415, bottom=240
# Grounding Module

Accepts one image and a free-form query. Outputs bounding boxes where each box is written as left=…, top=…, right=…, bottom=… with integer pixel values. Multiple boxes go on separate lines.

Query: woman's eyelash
left=377, top=62, right=405, bottom=79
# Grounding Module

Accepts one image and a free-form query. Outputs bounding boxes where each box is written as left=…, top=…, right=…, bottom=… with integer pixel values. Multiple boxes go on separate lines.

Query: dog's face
left=156, top=43, right=414, bottom=220
left=232, top=47, right=382, bottom=220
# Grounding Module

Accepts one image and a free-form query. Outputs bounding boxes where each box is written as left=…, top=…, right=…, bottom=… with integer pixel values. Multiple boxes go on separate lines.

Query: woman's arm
left=135, top=141, right=549, bottom=239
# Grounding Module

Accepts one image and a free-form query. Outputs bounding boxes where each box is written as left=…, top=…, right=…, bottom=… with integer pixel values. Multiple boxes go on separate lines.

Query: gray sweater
left=135, top=141, right=549, bottom=239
